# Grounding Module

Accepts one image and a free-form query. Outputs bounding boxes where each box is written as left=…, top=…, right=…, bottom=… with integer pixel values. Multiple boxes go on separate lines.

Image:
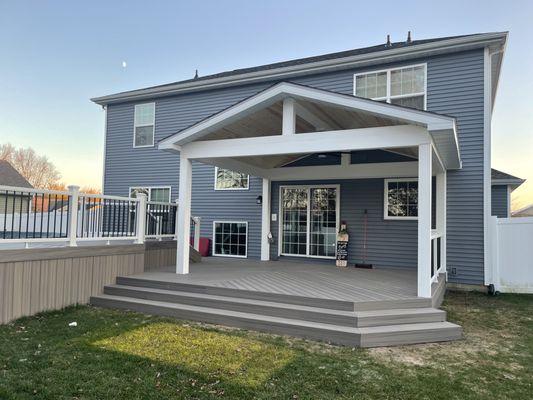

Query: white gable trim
left=159, top=82, right=455, bottom=147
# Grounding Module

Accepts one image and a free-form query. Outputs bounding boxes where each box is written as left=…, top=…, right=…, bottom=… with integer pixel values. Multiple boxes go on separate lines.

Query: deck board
left=132, top=258, right=420, bottom=303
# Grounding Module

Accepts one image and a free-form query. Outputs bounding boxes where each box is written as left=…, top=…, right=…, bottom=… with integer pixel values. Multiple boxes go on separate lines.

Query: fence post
left=192, top=216, right=201, bottom=251
left=136, top=193, right=147, bottom=244
left=67, top=185, right=80, bottom=247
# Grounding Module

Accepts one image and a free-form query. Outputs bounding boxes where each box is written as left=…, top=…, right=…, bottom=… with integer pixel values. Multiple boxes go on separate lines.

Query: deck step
left=115, top=276, right=432, bottom=312
left=104, top=284, right=445, bottom=327
left=90, top=294, right=461, bottom=347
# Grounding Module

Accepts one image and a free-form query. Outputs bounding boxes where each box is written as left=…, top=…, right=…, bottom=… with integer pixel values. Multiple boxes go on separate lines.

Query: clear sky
left=1, top=0, right=532, bottom=208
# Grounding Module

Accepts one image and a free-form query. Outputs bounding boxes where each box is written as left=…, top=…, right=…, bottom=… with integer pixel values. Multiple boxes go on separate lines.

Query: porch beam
left=268, top=161, right=419, bottom=181
left=282, top=98, right=296, bottom=135
left=196, top=157, right=269, bottom=178
left=176, top=156, right=192, bottom=274
left=417, top=143, right=432, bottom=297
left=294, top=101, right=332, bottom=131
left=182, top=125, right=430, bottom=160
left=261, top=179, right=271, bottom=261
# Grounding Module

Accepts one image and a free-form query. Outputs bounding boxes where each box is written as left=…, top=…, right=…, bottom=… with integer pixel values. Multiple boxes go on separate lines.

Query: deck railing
left=0, top=185, right=201, bottom=249
left=430, top=231, right=444, bottom=281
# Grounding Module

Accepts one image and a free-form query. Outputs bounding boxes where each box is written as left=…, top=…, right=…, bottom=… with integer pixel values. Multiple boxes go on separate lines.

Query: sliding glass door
left=280, top=186, right=338, bottom=259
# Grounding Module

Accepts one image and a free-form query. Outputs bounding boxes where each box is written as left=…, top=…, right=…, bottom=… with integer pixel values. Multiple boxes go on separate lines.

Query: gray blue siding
left=491, top=185, right=509, bottom=218
left=103, top=49, right=487, bottom=284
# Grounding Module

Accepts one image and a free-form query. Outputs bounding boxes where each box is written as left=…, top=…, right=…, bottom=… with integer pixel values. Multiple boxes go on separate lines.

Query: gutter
left=91, top=32, right=507, bottom=105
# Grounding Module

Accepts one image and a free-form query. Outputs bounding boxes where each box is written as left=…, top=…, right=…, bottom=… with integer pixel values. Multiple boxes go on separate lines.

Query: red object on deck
left=190, top=237, right=211, bottom=257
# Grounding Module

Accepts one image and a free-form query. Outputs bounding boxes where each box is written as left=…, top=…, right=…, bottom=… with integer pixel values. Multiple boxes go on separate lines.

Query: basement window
left=133, top=103, right=155, bottom=147
left=384, top=179, right=418, bottom=220
left=354, top=64, right=426, bottom=110
left=213, top=221, right=248, bottom=258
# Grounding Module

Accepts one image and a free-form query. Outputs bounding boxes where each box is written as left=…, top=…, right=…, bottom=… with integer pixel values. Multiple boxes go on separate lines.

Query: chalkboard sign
left=336, top=240, right=348, bottom=267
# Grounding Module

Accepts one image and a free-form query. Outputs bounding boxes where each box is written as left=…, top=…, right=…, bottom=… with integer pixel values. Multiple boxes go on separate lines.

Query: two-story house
left=90, top=32, right=523, bottom=345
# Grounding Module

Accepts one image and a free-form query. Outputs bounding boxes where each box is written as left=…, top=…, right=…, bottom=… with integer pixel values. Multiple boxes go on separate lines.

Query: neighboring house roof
left=491, top=168, right=525, bottom=189
left=512, top=204, right=533, bottom=217
left=91, top=31, right=507, bottom=105
left=0, top=160, right=33, bottom=188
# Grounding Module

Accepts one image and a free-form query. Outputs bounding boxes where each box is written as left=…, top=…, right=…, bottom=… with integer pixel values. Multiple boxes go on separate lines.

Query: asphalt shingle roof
left=491, top=168, right=523, bottom=181
left=0, top=160, right=33, bottom=188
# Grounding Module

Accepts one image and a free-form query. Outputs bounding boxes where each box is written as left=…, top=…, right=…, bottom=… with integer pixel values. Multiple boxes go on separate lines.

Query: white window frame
left=133, top=102, right=156, bottom=148
left=212, top=220, right=248, bottom=258
left=383, top=178, right=419, bottom=220
left=278, top=184, right=340, bottom=260
left=353, top=63, right=427, bottom=110
left=213, top=166, right=250, bottom=191
left=129, top=186, right=172, bottom=202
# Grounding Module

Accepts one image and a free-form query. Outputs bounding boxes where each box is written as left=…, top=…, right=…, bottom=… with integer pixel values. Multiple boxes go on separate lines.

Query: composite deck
left=91, top=257, right=461, bottom=347
left=134, top=258, right=419, bottom=304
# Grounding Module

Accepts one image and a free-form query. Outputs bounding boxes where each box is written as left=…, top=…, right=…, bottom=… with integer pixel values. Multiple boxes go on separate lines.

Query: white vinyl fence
left=488, top=216, right=533, bottom=293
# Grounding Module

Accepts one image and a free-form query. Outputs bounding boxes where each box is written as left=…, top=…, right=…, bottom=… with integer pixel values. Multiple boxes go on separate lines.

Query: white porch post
left=261, top=178, right=271, bottom=261
left=436, top=171, right=447, bottom=275
left=282, top=98, right=296, bottom=135
left=176, top=155, right=192, bottom=274
left=417, top=143, right=432, bottom=297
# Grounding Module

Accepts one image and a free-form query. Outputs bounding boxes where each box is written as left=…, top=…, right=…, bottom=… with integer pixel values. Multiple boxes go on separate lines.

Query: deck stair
left=91, top=274, right=461, bottom=347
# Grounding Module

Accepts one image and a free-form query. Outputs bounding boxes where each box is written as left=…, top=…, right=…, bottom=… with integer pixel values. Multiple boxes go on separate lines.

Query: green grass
left=0, top=292, right=531, bottom=399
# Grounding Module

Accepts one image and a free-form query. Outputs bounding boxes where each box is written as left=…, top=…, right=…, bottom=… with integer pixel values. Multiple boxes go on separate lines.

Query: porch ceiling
left=160, top=82, right=461, bottom=170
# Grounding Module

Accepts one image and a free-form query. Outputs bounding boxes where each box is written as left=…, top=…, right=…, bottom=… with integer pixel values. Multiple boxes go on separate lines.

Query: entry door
left=280, top=186, right=339, bottom=259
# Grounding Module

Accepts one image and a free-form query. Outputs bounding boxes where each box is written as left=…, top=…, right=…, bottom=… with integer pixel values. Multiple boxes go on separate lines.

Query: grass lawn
left=0, top=291, right=531, bottom=400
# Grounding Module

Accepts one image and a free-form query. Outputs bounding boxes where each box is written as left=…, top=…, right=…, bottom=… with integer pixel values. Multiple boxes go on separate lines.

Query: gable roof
left=0, top=160, right=33, bottom=188
left=159, top=81, right=461, bottom=169
left=491, top=168, right=525, bottom=187
left=91, top=32, right=507, bottom=106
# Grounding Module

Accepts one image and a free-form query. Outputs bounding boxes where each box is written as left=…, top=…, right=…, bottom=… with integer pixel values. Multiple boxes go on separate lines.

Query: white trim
left=181, top=125, right=431, bottom=160
left=101, top=106, right=107, bottom=193
left=133, top=102, right=155, bottom=148
left=282, top=98, right=296, bottom=135
left=483, top=47, right=492, bottom=285
left=212, top=220, right=248, bottom=258
left=353, top=63, right=427, bottom=110
left=129, top=186, right=172, bottom=202
left=261, top=178, right=271, bottom=261
left=92, top=33, right=507, bottom=105
left=213, top=166, right=250, bottom=191
left=506, top=185, right=511, bottom=218
left=383, top=178, right=419, bottom=220
left=160, top=82, right=455, bottom=148
left=278, top=184, right=340, bottom=260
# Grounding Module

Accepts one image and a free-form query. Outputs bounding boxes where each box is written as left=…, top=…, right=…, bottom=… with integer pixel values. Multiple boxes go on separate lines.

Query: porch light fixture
left=256, top=195, right=262, bottom=205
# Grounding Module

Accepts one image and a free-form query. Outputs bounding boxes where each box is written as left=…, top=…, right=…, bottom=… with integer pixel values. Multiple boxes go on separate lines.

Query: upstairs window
left=134, top=103, right=155, bottom=147
left=384, top=179, right=418, bottom=220
left=354, top=64, right=426, bottom=110
left=214, top=167, right=249, bottom=190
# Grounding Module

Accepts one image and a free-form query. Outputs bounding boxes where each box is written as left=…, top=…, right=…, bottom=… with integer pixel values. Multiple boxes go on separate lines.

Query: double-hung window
left=129, top=187, right=171, bottom=202
left=384, top=179, right=418, bottom=220
left=133, top=103, right=155, bottom=147
left=214, top=167, right=249, bottom=190
left=354, top=64, right=426, bottom=110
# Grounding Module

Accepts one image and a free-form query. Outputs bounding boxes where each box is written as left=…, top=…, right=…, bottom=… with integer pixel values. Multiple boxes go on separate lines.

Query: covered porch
left=159, top=82, right=461, bottom=298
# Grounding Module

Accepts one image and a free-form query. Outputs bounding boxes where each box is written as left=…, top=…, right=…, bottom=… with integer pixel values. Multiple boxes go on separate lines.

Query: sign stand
left=336, top=221, right=349, bottom=268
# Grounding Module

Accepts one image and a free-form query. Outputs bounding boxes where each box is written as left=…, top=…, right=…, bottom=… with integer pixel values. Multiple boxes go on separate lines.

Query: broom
left=355, top=209, right=373, bottom=268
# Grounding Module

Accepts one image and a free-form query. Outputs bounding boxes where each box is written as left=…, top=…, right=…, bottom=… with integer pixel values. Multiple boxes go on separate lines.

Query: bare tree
left=0, top=143, right=61, bottom=189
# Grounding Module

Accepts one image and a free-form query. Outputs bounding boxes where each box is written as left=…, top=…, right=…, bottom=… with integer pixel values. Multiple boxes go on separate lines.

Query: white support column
left=135, top=193, right=148, bottom=244
left=436, top=171, right=447, bottom=276
left=67, top=185, right=80, bottom=247
left=282, top=98, right=296, bottom=135
left=176, top=155, right=192, bottom=274
left=417, top=143, right=432, bottom=298
left=261, top=178, right=271, bottom=261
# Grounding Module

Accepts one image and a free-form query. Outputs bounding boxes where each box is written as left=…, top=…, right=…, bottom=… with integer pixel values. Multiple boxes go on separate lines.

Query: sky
left=0, top=0, right=532, bottom=208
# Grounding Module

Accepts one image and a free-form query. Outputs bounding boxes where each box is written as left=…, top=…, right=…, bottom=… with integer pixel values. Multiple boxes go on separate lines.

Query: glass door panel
left=281, top=188, right=308, bottom=256
left=309, top=188, right=337, bottom=257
